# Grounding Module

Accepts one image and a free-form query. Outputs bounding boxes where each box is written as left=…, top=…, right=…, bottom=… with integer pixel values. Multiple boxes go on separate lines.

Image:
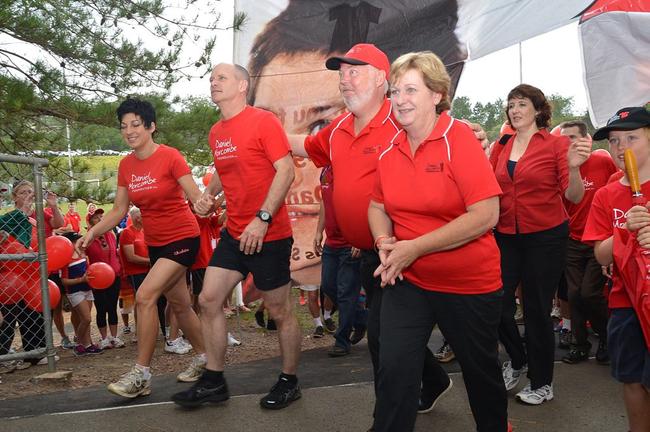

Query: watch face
left=258, top=211, right=271, bottom=222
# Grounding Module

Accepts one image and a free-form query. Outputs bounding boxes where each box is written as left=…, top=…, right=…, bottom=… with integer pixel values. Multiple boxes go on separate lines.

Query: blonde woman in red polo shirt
left=490, top=84, right=590, bottom=405
left=369, top=51, right=507, bottom=432
left=78, top=98, right=207, bottom=399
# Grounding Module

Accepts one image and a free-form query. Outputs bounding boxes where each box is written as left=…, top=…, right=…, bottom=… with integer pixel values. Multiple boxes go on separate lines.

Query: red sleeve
left=259, top=112, right=291, bottom=164
left=168, top=147, right=192, bottom=180
left=117, top=157, right=129, bottom=188
left=582, top=188, right=612, bottom=243
left=304, top=119, right=338, bottom=168
left=554, top=135, right=571, bottom=191
left=371, top=167, right=384, bottom=204
left=119, top=228, right=135, bottom=246
left=450, top=124, right=502, bottom=206
left=43, top=207, right=53, bottom=225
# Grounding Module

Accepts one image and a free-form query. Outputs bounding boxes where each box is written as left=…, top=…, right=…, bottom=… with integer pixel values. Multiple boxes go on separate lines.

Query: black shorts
left=209, top=229, right=292, bottom=291
left=148, top=237, right=200, bottom=268
left=608, top=308, right=650, bottom=388
left=128, top=272, right=148, bottom=292
left=187, top=268, right=206, bottom=296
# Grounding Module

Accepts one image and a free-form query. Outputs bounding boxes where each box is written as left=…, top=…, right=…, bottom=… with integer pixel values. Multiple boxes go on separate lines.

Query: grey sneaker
left=107, top=366, right=151, bottom=399
left=502, top=361, right=527, bottom=391
left=516, top=382, right=554, bottom=405
left=61, top=336, right=76, bottom=350
left=177, top=355, right=207, bottom=382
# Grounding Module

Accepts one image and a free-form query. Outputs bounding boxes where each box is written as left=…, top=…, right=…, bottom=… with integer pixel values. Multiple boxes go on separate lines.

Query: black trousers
left=565, top=238, right=609, bottom=349
left=0, top=301, right=46, bottom=357
left=496, top=222, right=568, bottom=388
left=375, top=280, right=507, bottom=432
left=93, top=278, right=120, bottom=328
left=360, top=251, right=439, bottom=421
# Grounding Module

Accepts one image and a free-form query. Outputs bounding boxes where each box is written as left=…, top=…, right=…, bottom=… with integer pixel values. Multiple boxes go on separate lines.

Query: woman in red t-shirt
left=368, top=52, right=506, bottom=432
left=78, top=98, right=207, bottom=399
left=490, top=84, right=590, bottom=405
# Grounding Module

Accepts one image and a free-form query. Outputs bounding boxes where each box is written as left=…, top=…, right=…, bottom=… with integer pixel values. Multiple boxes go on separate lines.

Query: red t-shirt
left=320, top=166, right=349, bottom=248
left=564, top=149, right=618, bottom=241
left=118, top=225, right=150, bottom=276
left=192, top=212, right=221, bottom=270
left=64, top=211, right=81, bottom=233
left=491, top=129, right=571, bottom=234
left=30, top=207, right=55, bottom=238
left=117, top=144, right=199, bottom=246
left=305, top=99, right=401, bottom=250
left=372, top=112, right=502, bottom=294
left=582, top=180, right=643, bottom=309
left=86, top=231, right=122, bottom=275
left=208, top=106, right=292, bottom=241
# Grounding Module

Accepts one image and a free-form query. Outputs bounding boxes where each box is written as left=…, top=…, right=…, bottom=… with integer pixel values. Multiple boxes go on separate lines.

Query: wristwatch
left=256, top=210, right=272, bottom=224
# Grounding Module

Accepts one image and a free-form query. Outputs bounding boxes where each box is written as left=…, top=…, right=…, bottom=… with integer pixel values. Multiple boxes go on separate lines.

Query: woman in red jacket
left=490, top=84, right=590, bottom=405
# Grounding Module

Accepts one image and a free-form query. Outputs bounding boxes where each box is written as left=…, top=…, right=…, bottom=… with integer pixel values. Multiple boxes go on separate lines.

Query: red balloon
left=25, top=279, right=61, bottom=312
left=202, top=171, right=213, bottom=187
left=86, top=262, right=116, bottom=289
left=45, top=235, right=74, bottom=272
left=500, top=122, right=516, bottom=136
left=0, top=237, right=39, bottom=275
left=550, top=125, right=563, bottom=136
left=0, top=272, right=31, bottom=304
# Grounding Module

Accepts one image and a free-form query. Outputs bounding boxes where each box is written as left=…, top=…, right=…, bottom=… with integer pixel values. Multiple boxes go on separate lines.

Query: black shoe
left=328, top=345, right=350, bottom=357
left=350, top=327, right=366, bottom=345
left=255, top=311, right=266, bottom=328
left=596, top=339, right=610, bottom=365
left=562, top=348, right=589, bottom=364
left=313, top=325, right=324, bottom=338
left=558, top=329, right=572, bottom=349
left=324, top=317, right=336, bottom=333
left=260, top=376, right=301, bottom=409
left=266, top=318, right=277, bottom=331
left=418, top=377, right=453, bottom=414
left=171, top=377, right=230, bottom=408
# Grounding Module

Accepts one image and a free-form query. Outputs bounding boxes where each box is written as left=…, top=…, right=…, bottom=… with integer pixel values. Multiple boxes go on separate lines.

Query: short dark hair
left=116, top=98, right=157, bottom=129
left=506, top=84, right=552, bottom=129
left=560, top=120, right=588, bottom=137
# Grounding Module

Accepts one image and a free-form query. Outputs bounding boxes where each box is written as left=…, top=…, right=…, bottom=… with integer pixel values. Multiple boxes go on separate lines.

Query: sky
left=173, top=3, right=589, bottom=114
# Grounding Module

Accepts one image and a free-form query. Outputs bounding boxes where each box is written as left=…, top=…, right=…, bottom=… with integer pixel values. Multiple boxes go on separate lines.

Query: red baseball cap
left=86, top=207, right=104, bottom=224
left=326, top=44, right=390, bottom=80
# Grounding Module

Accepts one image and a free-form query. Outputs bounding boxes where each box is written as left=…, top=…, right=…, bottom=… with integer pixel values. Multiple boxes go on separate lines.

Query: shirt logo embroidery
left=213, top=138, right=238, bottom=160
left=612, top=208, right=631, bottom=229
left=363, top=145, right=381, bottom=155
left=425, top=162, right=444, bottom=173
left=173, top=248, right=189, bottom=256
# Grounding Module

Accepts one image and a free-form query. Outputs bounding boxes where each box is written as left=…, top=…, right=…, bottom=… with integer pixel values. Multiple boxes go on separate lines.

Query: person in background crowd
left=490, top=84, right=590, bottom=405
left=85, top=209, right=125, bottom=350
left=559, top=120, right=618, bottom=365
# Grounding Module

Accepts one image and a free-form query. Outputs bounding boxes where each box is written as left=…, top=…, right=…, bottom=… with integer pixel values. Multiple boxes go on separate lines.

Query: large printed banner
left=233, top=0, right=649, bottom=282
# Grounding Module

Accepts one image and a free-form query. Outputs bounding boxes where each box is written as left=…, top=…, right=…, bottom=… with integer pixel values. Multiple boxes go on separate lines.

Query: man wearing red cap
left=290, top=43, right=486, bottom=430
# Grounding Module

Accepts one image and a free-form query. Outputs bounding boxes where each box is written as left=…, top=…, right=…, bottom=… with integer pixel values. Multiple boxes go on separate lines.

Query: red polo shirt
left=564, top=149, right=618, bottom=242
left=582, top=180, right=642, bottom=309
left=64, top=211, right=81, bottom=233
left=491, top=129, right=571, bottom=234
left=304, top=99, right=401, bottom=250
left=372, top=111, right=502, bottom=294
left=208, top=106, right=292, bottom=241
left=320, top=166, right=349, bottom=248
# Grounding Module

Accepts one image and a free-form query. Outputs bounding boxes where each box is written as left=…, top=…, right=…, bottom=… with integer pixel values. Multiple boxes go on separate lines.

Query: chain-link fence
left=0, top=154, right=57, bottom=373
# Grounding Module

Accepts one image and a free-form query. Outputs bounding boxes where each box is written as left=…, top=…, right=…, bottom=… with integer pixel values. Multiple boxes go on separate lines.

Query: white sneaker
left=502, top=361, right=527, bottom=391
left=228, top=333, right=241, bottom=347
left=551, top=305, right=561, bottom=319
left=176, top=355, right=206, bottom=382
left=107, top=366, right=151, bottom=399
left=516, top=382, right=554, bottom=405
left=99, top=338, right=113, bottom=350
left=165, top=337, right=191, bottom=355
left=111, top=336, right=125, bottom=348
left=36, top=355, right=60, bottom=365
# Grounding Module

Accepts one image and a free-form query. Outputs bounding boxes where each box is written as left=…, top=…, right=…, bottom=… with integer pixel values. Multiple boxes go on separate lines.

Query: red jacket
left=490, top=129, right=571, bottom=234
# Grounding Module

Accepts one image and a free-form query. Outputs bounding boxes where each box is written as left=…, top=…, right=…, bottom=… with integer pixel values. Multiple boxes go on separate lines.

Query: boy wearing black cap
left=583, top=105, right=650, bottom=432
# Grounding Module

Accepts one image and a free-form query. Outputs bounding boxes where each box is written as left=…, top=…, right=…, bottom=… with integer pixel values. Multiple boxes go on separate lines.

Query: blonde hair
left=11, top=180, right=33, bottom=197
left=390, top=51, right=451, bottom=114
